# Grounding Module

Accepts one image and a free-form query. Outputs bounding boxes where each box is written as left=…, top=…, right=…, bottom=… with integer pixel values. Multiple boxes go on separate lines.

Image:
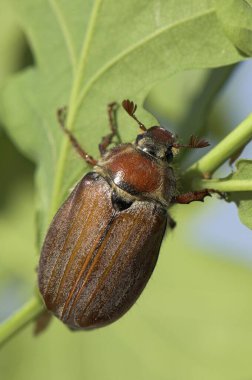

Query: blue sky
left=192, top=61, right=252, bottom=265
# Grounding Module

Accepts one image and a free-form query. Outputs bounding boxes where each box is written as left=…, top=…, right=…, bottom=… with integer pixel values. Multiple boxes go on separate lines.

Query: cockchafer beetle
left=38, top=100, right=210, bottom=330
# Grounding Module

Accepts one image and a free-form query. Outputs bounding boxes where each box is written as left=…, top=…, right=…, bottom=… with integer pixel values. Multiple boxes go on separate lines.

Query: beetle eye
left=166, top=149, right=173, bottom=162
left=136, top=134, right=144, bottom=144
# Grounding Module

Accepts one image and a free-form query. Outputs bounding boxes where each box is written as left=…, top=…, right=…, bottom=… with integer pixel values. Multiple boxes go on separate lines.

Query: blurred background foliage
left=0, top=1, right=252, bottom=380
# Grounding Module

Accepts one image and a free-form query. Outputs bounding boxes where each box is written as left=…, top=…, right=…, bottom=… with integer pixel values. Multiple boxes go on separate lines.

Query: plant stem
left=192, top=178, right=252, bottom=192
left=186, top=113, right=252, bottom=177
left=0, top=296, right=44, bottom=348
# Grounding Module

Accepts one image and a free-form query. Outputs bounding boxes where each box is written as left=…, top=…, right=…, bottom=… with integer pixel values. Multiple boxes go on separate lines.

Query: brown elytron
left=38, top=100, right=209, bottom=329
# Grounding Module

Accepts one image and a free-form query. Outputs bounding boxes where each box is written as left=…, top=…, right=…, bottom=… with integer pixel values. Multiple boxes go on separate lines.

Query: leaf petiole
left=186, top=113, right=252, bottom=178
left=192, top=178, right=252, bottom=192
left=0, top=296, right=44, bottom=348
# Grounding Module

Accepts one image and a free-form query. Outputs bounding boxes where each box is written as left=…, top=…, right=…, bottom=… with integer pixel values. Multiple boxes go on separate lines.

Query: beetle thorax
left=95, top=144, right=176, bottom=207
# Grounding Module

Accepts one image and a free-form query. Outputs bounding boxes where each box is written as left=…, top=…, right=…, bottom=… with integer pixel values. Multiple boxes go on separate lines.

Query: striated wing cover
left=38, top=172, right=167, bottom=329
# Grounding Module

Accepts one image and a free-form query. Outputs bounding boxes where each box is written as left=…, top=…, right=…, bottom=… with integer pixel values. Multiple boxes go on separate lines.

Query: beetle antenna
left=122, top=99, right=147, bottom=131
left=173, top=135, right=210, bottom=149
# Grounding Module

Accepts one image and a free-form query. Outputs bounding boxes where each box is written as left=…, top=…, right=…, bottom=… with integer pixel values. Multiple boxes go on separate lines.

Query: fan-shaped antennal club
left=122, top=99, right=147, bottom=131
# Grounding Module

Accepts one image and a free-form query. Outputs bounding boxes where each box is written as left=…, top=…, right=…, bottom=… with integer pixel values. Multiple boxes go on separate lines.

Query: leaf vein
left=49, top=0, right=103, bottom=219
left=49, top=0, right=77, bottom=73
left=76, top=8, right=215, bottom=110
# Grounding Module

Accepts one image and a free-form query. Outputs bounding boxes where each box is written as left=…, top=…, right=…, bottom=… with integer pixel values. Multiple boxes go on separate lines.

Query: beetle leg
left=57, top=107, right=98, bottom=166
left=167, top=215, right=176, bottom=229
left=172, top=189, right=211, bottom=204
left=99, top=102, right=120, bottom=155
left=34, top=310, right=52, bottom=335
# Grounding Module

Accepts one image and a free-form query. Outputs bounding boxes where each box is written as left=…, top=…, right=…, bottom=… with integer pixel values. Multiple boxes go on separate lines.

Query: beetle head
left=122, top=99, right=210, bottom=163
left=135, top=126, right=175, bottom=162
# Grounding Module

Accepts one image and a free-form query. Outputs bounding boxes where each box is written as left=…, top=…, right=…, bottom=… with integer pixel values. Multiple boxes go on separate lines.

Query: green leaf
left=229, top=160, right=252, bottom=230
left=0, top=134, right=36, bottom=283
left=192, top=159, right=252, bottom=230
left=216, top=0, right=252, bottom=56
left=146, top=65, right=237, bottom=141
left=0, top=0, right=28, bottom=81
left=0, top=0, right=250, bottom=246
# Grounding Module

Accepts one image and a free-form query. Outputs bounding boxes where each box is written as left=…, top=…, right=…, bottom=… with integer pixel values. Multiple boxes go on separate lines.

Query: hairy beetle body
left=39, top=172, right=167, bottom=329
left=38, top=100, right=210, bottom=330
left=96, top=144, right=176, bottom=206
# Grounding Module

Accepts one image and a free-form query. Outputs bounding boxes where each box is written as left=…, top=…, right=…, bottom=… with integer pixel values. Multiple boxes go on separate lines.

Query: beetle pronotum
left=38, top=100, right=210, bottom=330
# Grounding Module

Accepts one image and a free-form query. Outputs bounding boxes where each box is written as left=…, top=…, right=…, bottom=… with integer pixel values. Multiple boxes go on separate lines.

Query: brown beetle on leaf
left=38, top=100, right=210, bottom=330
